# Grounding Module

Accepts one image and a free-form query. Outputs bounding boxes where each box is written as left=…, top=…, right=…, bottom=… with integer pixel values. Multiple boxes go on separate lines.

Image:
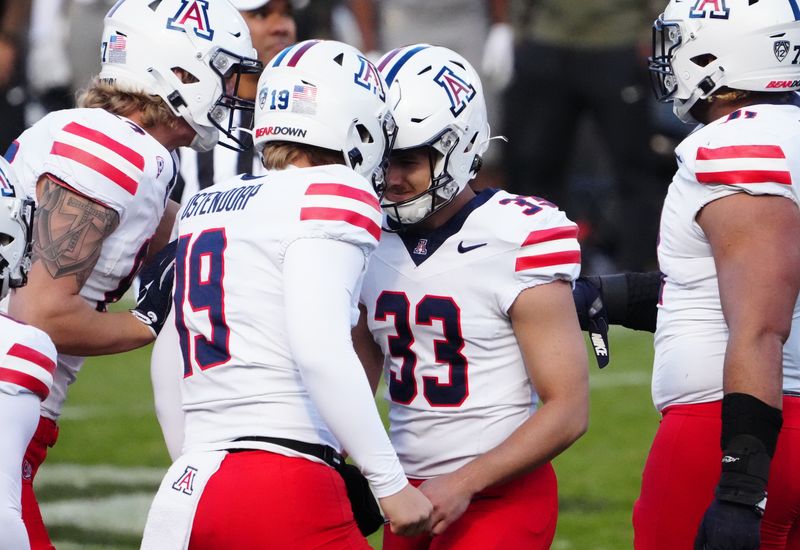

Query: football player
left=0, top=158, right=56, bottom=550
left=578, top=1, right=800, bottom=548
left=354, top=44, right=590, bottom=549
left=3, top=1, right=260, bottom=548
left=140, top=40, right=432, bottom=548
left=152, top=0, right=298, bottom=458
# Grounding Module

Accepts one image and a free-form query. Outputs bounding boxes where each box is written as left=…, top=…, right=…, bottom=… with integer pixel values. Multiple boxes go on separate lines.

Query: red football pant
left=383, top=462, right=557, bottom=550
left=189, top=450, right=370, bottom=549
left=633, top=397, right=800, bottom=549
left=21, top=416, right=58, bottom=550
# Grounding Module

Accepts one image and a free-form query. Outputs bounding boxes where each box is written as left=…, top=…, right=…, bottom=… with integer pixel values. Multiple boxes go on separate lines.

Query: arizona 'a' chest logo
left=355, top=56, right=386, bottom=101
left=167, top=0, right=214, bottom=41
left=690, top=0, right=730, bottom=19
left=434, top=66, right=476, bottom=116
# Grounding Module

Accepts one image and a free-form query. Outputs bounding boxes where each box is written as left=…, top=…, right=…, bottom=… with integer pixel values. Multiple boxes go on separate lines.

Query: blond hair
left=77, top=78, right=178, bottom=129
left=261, top=142, right=343, bottom=170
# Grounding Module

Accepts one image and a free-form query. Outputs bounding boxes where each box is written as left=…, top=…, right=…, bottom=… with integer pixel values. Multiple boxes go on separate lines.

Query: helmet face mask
left=0, top=160, right=34, bottom=301
left=205, top=48, right=262, bottom=151
left=648, top=0, right=800, bottom=123
left=253, top=40, right=396, bottom=197
left=101, top=0, right=261, bottom=151
left=650, top=17, right=683, bottom=103
left=376, top=44, right=490, bottom=230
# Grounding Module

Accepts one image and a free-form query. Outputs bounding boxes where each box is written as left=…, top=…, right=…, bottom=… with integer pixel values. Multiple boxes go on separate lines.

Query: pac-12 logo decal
left=167, top=0, right=214, bottom=41
left=171, top=466, right=198, bottom=495
left=354, top=56, right=386, bottom=101
left=775, top=40, right=791, bottom=62
left=434, top=66, right=476, bottom=117
left=689, top=0, right=730, bottom=19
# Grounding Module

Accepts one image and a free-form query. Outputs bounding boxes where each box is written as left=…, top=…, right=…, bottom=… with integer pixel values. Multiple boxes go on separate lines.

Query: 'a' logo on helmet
left=689, top=0, right=730, bottom=19
left=354, top=56, right=386, bottom=101
left=434, top=66, right=476, bottom=117
left=167, top=0, right=214, bottom=41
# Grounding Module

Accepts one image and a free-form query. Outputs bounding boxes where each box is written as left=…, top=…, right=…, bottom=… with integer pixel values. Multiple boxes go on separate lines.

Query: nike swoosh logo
left=457, top=241, right=488, bottom=253
left=229, top=31, right=242, bottom=38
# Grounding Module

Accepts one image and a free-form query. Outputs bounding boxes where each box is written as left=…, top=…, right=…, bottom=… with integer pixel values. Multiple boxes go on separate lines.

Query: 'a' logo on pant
left=172, top=466, right=198, bottom=495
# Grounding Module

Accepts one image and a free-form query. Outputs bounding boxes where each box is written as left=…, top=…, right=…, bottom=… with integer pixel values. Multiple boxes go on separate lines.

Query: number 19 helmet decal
left=650, top=0, right=800, bottom=122
left=100, top=0, right=261, bottom=151
left=377, top=44, right=490, bottom=228
left=253, top=40, right=397, bottom=198
left=0, top=157, right=34, bottom=301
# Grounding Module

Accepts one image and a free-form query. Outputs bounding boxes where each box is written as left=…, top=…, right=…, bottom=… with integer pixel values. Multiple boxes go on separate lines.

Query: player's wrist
left=715, top=393, right=782, bottom=513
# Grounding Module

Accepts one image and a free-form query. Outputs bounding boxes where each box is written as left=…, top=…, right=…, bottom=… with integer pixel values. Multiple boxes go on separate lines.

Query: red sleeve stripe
left=7, top=343, right=55, bottom=374
left=0, top=367, right=49, bottom=400
left=300, top=207, right=381, bottom=241
left=696, top=170, right=792, bottom=185
left=697, top=145, right=785, bottom=160
left=515, top=250, right=581, bottom=272
left=522, top=226, right=579, bottom=247
left=63, top=122, right=145, bottom=170
left=50, top=142, right=139, bottom=195
left=305, top=183, right=380, bottom=212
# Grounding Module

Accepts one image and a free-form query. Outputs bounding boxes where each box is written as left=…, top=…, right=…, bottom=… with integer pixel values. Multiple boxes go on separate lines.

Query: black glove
left=694, top=499, right=762, bottom=550
left=131, top=240, right=177, bottom=336
left=695, top=400, right=777, bottom=550
left=572, top=277, right=610, bottom=368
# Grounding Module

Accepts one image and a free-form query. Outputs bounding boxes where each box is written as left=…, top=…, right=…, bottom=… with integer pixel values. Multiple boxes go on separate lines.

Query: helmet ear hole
left=690, top=54, right=717, bottom=68
left=470, top=155, right=482, bottom=175
left=0, top=233, right=11, bottom=246
left=463, top=131, right=478, bottom=154
left=355, top=123, right=374, bottom=143
left=172, top=68, right=199, bottom=84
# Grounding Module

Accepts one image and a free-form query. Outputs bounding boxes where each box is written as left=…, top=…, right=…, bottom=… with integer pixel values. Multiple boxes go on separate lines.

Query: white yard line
left=36, top=463, right=165, bottom=487
left=41, top=493, right=155, bottom=536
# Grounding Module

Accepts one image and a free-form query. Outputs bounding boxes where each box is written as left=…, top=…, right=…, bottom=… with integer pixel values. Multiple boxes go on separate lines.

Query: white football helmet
left=100, top=0, right=261, bottom=151
left=650, top=0, right=800, bottom=122
left=0, top=158, right=34, bottom=301
left=252, top=40, right=397, bottom=197
left=376, top=44, right=490, bottom=228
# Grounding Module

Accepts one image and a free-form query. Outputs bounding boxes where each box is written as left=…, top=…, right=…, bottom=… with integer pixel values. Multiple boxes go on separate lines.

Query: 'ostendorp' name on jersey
left=181, top=184, right=263, bottom=220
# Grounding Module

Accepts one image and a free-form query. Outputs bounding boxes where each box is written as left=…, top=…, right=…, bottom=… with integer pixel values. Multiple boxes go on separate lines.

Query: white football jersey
left=0, top=314, right=57, bottom=400
left=8, top=107, right=176, bottom=419
left=176, top=165, right=381, bottom=453
left=360, top=189, right=581, bottom=478
left=654, top=102, right=800, bottom=411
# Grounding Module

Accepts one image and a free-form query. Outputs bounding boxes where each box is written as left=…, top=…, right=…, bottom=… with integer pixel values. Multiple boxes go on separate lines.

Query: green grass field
left=39, top=327, right=657, bottom=549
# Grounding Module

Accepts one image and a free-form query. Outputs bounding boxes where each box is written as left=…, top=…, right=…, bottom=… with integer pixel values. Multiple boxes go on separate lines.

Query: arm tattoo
left=33, top=177, right=120, bottom=288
